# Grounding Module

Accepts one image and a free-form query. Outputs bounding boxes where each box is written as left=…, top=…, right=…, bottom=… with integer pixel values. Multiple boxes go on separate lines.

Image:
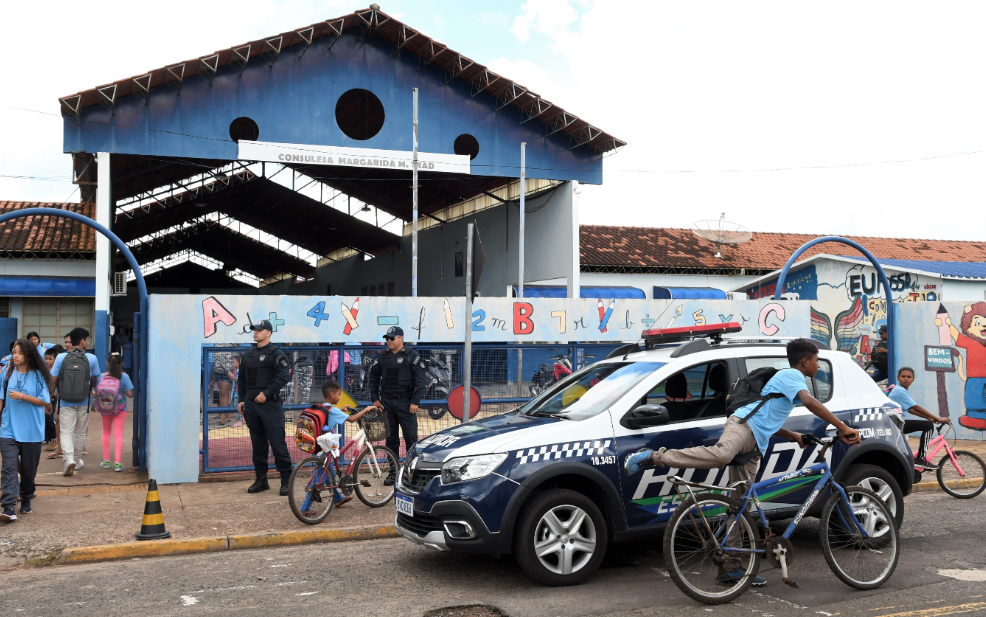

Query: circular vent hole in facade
left=229, top=117, right=260, bottom=142
left=335, top=89, right=385, bottom=140
left=454, top=134, right=480, bottom=160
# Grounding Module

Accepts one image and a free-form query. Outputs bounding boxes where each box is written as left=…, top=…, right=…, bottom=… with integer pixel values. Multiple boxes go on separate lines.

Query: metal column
left=463, top=223, right=474, bottom=423
left=518, top=142, right=526, bottom=299
left=411, top=87, right=419, bottom=297
left=95, top=152, right=112, bottom=362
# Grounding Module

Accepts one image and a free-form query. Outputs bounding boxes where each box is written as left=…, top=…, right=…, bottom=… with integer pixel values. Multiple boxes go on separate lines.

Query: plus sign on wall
left=268, top=313, right=285, bottom=332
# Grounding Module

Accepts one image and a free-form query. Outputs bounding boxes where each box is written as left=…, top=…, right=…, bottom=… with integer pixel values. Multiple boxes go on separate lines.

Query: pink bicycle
left=914, top=422, right=986, bottom=499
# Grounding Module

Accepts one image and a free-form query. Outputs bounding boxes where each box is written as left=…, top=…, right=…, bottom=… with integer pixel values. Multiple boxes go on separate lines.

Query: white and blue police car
left=394, top=323, right=912, bottom=586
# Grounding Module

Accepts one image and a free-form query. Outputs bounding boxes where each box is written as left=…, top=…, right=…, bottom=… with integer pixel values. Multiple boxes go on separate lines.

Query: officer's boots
left=384, top=464, right=397, bottom=487
left=279, top=473, right=291, bottom=497
left=247, top=476, right=270, bottom=493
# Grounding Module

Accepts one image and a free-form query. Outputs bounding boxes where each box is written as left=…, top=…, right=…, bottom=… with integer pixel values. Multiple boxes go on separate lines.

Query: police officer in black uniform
left=237, top=319, right=292, bottom=495
left=368, top=326, right=428, bottom=486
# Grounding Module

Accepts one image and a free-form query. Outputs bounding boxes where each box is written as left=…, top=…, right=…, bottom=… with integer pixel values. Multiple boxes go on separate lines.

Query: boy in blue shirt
left=624, top=338, right=859, bottom=586
left=320, top=380, right=372, bottom=507
left=888, top=367, right=946, bottom=468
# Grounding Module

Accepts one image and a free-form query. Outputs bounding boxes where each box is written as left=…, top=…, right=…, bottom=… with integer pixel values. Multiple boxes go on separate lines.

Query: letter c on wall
left=759, top=303, right=785, bottom=336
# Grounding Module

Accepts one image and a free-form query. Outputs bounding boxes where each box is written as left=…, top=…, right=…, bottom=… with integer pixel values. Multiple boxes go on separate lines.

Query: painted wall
left=149, top=294, right=811, bottom=483
left=896, top=302, right=986, bottom=439
left=744, top=259, right=944, bottom=369
left=533, top=272, right=762, bottom=298
left=265, top=183, right=578, bottom=298
left=64, top=33, right=601, bottom=184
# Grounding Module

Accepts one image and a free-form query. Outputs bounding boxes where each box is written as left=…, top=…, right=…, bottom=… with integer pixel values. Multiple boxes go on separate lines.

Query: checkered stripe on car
left=853, top=409, right=883, bottom=422
left=515, top=440, right=612, bottom=465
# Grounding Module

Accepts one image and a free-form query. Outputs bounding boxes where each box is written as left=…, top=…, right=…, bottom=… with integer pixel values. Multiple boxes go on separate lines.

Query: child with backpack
left=623, top=339, right=860, bottom=588
left=295, top=380, right=371, bottom=507
left=95, top=354, right=133, bottom=472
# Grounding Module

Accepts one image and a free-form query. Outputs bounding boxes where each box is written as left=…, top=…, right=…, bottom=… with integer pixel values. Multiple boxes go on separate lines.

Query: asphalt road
left=2, top=490, right=985, bottom=617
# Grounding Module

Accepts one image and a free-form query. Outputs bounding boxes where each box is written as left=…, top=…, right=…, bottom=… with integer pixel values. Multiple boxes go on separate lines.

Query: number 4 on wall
left=307, top=301, right=330, bottom=327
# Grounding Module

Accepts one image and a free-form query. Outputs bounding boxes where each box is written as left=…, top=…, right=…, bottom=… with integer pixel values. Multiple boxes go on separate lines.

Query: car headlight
left=441, top=453, right=508, bottom=484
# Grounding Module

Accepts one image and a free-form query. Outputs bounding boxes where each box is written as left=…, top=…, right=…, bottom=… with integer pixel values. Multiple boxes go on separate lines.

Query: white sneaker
left=75, top=459, right=84, bottom=470
left=63, top=461, right=76, bottom=477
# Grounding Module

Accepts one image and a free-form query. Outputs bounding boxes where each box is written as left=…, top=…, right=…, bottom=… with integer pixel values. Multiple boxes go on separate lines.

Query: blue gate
left=200, top=343, right=622, bottom=473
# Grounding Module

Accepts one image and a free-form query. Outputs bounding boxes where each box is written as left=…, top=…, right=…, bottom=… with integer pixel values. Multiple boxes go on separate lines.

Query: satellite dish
left=691, top=213, right=752, bottom=258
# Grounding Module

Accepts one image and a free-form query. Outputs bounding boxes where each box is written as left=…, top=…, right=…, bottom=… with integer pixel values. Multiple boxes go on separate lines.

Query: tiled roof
left=0, top=201, right=96, bottom=254
left=579, top=225, right=986, bottom=271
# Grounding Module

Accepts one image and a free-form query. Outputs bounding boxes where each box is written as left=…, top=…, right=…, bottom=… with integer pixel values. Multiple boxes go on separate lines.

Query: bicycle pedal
left=360, top=480, right=371, bottom=487
left=782, top=578, right=799, bottom=589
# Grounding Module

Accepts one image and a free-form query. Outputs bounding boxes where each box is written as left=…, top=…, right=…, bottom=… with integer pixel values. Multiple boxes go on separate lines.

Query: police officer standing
left=368, top=327, right=428, bottom=486
left=237, top=320, right=292, bottom=495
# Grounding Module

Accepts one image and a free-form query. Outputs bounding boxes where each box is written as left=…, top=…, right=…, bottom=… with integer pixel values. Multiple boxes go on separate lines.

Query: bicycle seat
left=728, top=450, right=759, bottom=466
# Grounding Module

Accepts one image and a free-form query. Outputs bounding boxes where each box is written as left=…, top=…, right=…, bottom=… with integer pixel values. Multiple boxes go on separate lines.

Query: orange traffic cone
left=135, top=479, right=171, bottom=540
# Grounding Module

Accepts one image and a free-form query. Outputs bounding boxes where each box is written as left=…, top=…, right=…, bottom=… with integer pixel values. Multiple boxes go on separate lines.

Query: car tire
left=514, top=488, right=608, bottom=586
left=841, top=464, right=904, bottom=528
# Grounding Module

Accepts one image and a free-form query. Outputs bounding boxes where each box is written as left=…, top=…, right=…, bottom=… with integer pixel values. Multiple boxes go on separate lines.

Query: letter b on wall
left=514, top=302, right=534, bottom=335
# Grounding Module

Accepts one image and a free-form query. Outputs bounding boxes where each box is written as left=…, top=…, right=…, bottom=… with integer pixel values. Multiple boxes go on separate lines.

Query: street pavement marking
left=180, top=596, right=199, bottom=606
left=297, top=592, right=319, bottom=596
left=938, top=569, right=986, bottom=582
left=878, top=602, right=986, bottom=616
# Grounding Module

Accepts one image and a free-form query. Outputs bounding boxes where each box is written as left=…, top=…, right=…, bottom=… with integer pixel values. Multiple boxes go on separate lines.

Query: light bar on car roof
left=641, top=322, right=743, bottom=342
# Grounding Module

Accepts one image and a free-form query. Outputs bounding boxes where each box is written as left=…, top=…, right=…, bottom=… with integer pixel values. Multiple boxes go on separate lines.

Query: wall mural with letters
left=897, top=302, right=986, bottom=439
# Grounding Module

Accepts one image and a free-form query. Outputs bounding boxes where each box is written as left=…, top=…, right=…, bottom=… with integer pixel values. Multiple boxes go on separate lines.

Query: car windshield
left=520, top=361, right=666, bottom=421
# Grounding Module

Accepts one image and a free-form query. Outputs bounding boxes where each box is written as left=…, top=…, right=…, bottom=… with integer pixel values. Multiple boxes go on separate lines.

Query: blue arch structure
left=0, top=208, right=150, bottom=468
left=774, top=236, right=895, bottom=386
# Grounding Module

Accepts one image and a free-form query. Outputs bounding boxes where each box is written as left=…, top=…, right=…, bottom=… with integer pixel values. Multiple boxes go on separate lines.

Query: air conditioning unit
left=112, top=272, right=128, bottom=296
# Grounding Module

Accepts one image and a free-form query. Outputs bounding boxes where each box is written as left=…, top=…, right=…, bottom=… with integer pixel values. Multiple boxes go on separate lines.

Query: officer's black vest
left=243, top=345, right=279, bottom=391
left=380, top=348, right=415, bottom=395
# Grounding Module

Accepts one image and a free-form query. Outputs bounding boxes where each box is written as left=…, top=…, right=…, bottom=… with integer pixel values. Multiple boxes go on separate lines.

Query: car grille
left=400, top=468, right=440, bottom=494
left=397, top=512, right=443, bottom=537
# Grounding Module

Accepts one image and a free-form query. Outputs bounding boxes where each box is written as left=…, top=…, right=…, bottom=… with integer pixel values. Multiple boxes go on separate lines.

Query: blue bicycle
left=663, top=434, right=900, bottom=605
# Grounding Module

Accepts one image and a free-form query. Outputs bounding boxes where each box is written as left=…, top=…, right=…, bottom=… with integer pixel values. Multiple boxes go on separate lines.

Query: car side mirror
left=621, top=404, right=670, bottom=430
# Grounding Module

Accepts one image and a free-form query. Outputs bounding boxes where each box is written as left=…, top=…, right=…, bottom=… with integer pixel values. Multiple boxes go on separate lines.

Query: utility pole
left=463, top=222, right=474, bottom=422
left=411, top=87, right=419, bottom=297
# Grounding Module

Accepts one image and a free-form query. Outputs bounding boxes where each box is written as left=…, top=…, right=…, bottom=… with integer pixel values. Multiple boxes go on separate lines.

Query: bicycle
left=288, top=412, right=399, bottom=525
left=663, top=433, right=899, bottom=605
left=913, top=421, right=986, bottom=498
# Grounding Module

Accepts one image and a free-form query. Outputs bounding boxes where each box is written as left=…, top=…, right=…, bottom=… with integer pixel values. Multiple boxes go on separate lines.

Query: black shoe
left=247, top=478, right=270, bottom=493
left=19, top=499, right=31, bottom=514
left=0, top=508, right=16, bottom=522
left=384, top=471, right=397, bottom=487
left=279, top=479, right=290, bottom=497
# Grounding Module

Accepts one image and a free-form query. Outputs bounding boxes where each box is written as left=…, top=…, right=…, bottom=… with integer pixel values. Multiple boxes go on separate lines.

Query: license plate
left=395, top=492, right=414, bottom=517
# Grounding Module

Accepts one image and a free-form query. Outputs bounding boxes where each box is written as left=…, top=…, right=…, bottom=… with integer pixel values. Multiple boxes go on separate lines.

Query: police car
left=394, top=323, right=912, bottom=586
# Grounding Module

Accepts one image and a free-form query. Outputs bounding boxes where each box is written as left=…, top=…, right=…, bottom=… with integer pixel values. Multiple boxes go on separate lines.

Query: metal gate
left=199, top=343, right=622, bottom=473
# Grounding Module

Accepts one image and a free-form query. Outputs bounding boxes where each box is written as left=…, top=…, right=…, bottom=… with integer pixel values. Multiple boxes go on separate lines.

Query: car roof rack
left=642, top=322, right=743, bottom=347
left=721, top=337, right=831, bottom=351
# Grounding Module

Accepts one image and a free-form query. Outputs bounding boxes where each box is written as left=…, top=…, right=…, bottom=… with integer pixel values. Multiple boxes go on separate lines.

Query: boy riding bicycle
left=624, top=338, right=860, bottom=587
left=319, top=380, right=372, bottom=507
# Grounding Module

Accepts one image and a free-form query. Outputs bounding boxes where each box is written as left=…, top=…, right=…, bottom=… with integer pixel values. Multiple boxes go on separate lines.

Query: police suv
left=394, top=323, right=912, bottom=586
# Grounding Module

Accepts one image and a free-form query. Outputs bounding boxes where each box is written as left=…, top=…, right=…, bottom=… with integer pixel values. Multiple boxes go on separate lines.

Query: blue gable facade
left=63, top=31, right=602, bottom=184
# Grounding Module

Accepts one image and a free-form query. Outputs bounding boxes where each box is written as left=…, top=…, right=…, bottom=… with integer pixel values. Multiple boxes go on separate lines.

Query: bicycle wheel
left=353, top=445, right=398, bottom=507
left=288, top=456, right=337, bottom=525
left=936, top=450, right=986, bottom=499
left=663, top=494, right=761, bottom=605
left=820, top=485, right=899, bottom=590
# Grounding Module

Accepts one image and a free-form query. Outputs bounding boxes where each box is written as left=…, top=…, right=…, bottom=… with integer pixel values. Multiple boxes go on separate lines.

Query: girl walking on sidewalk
left=96, top=354, right=133, bottom=472
left=0, top=339, right=52, bottom=521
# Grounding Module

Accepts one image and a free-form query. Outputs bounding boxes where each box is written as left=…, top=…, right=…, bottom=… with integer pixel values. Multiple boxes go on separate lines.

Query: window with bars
left=0, top=298, right=9, bottom=318
left=20, top=299, right=94, bottom=345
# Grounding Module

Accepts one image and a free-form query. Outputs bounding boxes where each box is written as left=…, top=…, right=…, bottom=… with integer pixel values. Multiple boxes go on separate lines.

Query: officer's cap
left=384, top=326, right=404, bottom=338
left=250, top=319, right=274, bottom=332
left=878, top=324, right=887, bottom=334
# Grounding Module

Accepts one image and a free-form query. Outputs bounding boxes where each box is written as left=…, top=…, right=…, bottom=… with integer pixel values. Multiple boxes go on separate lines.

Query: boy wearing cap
left=367, top=327, right=429, bottom=486
left=237, top=319, right=293, bottom=495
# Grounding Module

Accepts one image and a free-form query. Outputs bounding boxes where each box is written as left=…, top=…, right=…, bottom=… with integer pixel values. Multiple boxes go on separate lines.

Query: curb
left=912, top=477, right=983, bottom=493
left=53, top=524, right=399, bottom=566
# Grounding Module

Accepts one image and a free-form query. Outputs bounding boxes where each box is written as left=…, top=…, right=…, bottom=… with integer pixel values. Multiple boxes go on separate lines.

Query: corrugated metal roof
left=0, top=201, right=96, bottom=254
left=840, top=255, right=986, bottom=280
left=58, top=6, right=624, bottom=154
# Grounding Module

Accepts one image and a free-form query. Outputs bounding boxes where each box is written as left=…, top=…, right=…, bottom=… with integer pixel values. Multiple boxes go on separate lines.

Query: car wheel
left=842, top=464, right=904, bottom=528
left=514, top=488, right=608, bottom=586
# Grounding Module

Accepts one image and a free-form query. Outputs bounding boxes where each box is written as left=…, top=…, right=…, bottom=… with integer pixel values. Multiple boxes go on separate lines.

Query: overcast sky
left=3, top=1, right=985, bottom=241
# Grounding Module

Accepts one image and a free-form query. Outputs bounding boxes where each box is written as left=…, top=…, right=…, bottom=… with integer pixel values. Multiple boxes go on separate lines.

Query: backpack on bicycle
left=296, top=404, right=329, bottom=453
left=727, top=367, right=785, bottom=423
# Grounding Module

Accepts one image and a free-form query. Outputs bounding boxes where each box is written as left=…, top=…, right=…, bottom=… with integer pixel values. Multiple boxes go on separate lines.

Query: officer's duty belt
left=381, top=393, right=411, bottom=400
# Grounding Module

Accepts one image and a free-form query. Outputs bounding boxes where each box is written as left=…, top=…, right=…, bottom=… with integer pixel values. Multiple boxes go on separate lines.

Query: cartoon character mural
left=936, top=302, right=986, bottom=430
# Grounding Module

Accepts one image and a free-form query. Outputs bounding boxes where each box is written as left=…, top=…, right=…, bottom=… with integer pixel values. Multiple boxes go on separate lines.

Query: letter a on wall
left=203, top=296, right=237, bottom=338
left=514, top=302, right=534, bottom=335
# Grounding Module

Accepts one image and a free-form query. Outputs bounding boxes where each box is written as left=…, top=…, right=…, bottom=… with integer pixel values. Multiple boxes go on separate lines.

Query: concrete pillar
left=95, top=152, right=112, bottom=362
left=566, top=181, right=581, bottom=299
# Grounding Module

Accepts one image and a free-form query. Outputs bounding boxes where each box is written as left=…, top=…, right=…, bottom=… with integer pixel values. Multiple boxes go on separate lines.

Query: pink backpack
left=96, top=373, right=126, bottom=415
